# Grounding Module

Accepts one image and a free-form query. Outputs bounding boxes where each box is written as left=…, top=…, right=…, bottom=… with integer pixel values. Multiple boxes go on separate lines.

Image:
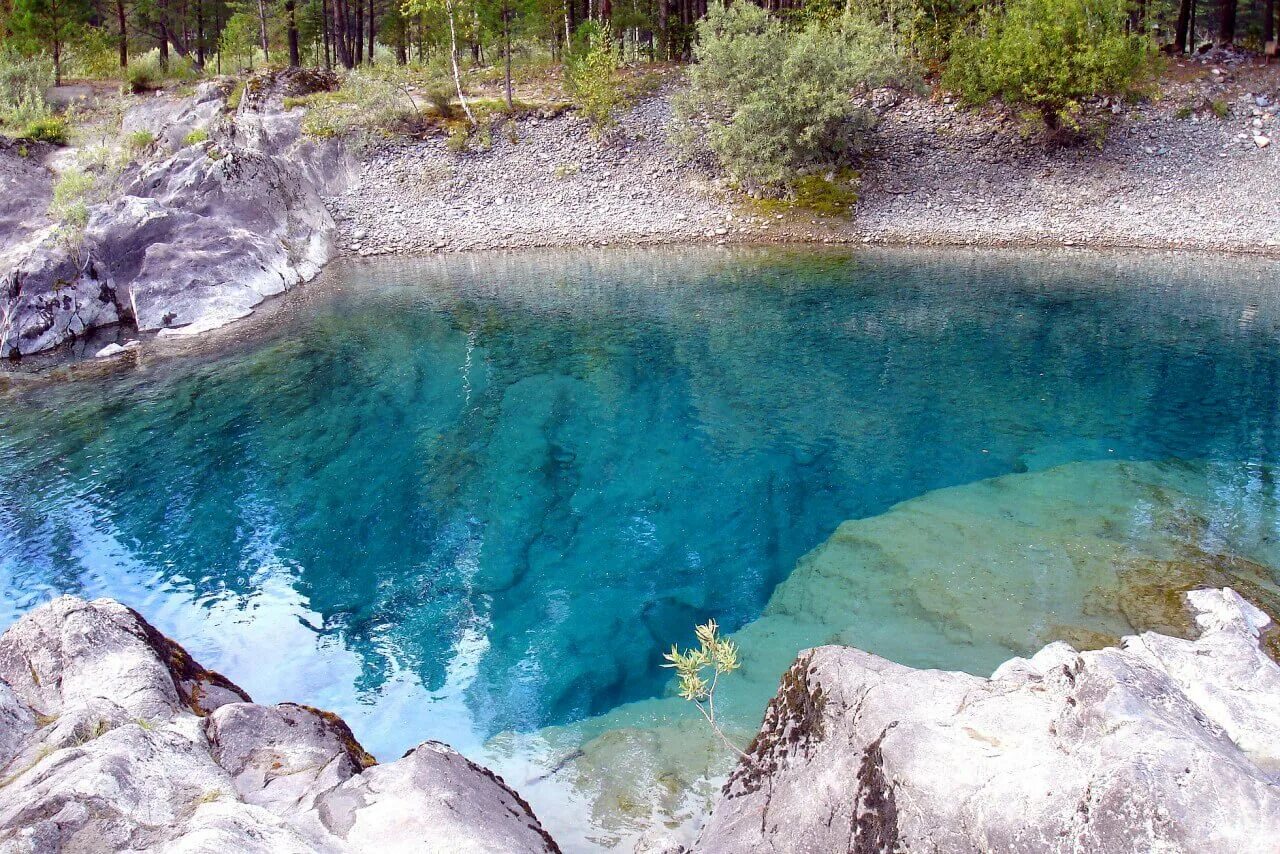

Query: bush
left=49, top=169, right=95, bottom=227
left=0, top=49, right=54, bottom=130
left=64, top=28, right=119, bottom=80
left=126, top=129, right=155, bottom=150
left=672, top=2, right=909, bottom=192
left=297, top=68, right=424, bottom=139
left=20, top=116, right=68, bottom=143
left=125, top=54, right=161, bottom=93
left=944, top=0, right=1156, bottom=133
left=564, top=22, right=624, bottom=135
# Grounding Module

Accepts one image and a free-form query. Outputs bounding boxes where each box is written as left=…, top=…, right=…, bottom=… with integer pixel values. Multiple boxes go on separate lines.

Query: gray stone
left=0, top=597, right=560, bottom=853
left=1, top=71, right=355, bottom=358
left=695, top=587, right=1280, bottom=854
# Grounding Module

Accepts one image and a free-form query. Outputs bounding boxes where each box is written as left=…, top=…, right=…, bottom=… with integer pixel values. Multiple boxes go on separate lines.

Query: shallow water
left=3, top=247, right=1280, bottom=849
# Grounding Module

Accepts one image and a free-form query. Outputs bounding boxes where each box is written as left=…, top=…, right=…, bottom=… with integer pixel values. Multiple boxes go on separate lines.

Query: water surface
left=2, top=247, right=1280, bottom=849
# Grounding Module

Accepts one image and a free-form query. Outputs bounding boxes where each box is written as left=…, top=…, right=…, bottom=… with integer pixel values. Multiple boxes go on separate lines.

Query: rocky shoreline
left=333, top=62, right=1279, bottom=259
left=1, top=587, right=1277, bottom=852
left=2, top=62, right=1278, bottom=361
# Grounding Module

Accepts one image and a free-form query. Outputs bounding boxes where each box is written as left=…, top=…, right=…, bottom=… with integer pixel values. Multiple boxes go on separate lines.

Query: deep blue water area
left=3, top=247, right=1280, bottom=762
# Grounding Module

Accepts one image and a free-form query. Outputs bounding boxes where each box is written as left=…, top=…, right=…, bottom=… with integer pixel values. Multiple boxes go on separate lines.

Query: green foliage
left=126, top=129, right=155, bottom=150
left=663, top=620, right=750, bottom=761
left=63, top=26, right=118, bottom=79
left=19, top=115, right=67, bottom=142
left=673, top=1, right=909, bottom=191
left=564, top=22, right=623, bottom=136
left=7, top=0, right=92, bottom=84
left=445, top=122, right=469, bottom=152
left=793, top=170, right=860, bottom=216
left=663, top=619, right=740, bottom=702
left=219, top=8, right=262, bottom=73
left=182, top=127, right=209, bottom=145
left=296, top=68, right=426, bottom=138
left=944, top=0, right=1157, bottom=132
left=0, top=49, right=54, bottom=130
left=1210, top=99, right=1229, bottom=119
left=48, top=168, right=93, bottom=230
left=121, top=50, right=196, bottom=92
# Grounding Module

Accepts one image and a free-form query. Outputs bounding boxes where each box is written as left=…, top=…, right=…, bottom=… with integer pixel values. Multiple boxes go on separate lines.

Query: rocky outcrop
left=0, top=596, right=560, bottom=853
left=696, top=587, right=1280, bottom=853
left=0, top=70, right=353, bottom=359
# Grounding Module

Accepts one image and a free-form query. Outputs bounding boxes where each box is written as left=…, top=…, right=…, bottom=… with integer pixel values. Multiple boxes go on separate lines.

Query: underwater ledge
left=0, top=585, right=1276, bottom=851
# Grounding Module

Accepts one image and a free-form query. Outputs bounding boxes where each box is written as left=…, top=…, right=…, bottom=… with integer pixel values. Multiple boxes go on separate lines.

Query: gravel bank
left=330, top=61, right=1280, bottom=258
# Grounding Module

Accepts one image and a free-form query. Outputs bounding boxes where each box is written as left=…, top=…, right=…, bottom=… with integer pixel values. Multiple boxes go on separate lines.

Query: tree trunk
left=116, top=0, right=129, bottom=67
left=256, top=0, right=271, bottom=62
left=367, top=0, right=376, bottom=64
left=503, top=0, right=512, bottom=109
left=159, top=23, right=170, bottom=70
left=354, top=0, right=364, bottom=64
left=657, top=0, right=667, bottom=60
left=1266, top=0, right=1275, bottom=47
left=215, top=0, right=221, bottom=73
left=1174, top=0, right=1192, bottom=52
left=287, top=0, right=300, bottom=65
left=1217, top=0, right=1236, bottom=44
left=333, top=0, right=353, bottom=67
left=445, top=0, right=475, bottom=123
left=322, top=0, right=332, bottom=68
left=195, top=0, right=204, bottom=67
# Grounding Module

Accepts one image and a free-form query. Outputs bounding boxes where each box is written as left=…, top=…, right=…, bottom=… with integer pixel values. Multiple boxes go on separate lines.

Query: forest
left=1, top=0, right=1275, bottom=86
left=0, top=0, right=1276, bottom=193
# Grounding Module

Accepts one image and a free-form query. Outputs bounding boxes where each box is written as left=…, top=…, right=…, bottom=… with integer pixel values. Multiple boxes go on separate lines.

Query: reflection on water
left=2, top=247, right=1280, bottom=850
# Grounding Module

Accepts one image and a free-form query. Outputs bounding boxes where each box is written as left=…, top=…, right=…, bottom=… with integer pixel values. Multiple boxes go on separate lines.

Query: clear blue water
left=2, top=248, right=1280, bottom=801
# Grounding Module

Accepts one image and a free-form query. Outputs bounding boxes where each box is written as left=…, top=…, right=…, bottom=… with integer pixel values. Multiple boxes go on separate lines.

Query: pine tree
left=10, top=0, right=91, bottom=84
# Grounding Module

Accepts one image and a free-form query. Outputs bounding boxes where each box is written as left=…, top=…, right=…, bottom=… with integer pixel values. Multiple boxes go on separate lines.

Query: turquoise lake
left=3, top=247, right=1280, bottom=849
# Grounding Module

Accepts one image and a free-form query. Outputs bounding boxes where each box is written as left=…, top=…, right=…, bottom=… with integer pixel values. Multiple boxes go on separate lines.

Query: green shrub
left=125, top=55, right=161, bottom=93
left=20, top=116, right=68, bottom=143
left=297, top=69, right=424, bottom=139
left=126, top=129, right=155, bottom=150
left=564, top=22, right=624, bottom=136
left=64, top=27, right=119, bottom=79
left=0, top=49, right=54, bottom=130
left=182, top=127, right=209, bottom=146
left=944, top=0, right=1157, bottom=132
left=49, top=169, right=95, bottom=229
left=672, top=2, right=908, bottom=192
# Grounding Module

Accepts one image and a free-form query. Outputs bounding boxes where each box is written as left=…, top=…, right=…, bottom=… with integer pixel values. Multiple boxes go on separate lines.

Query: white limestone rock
left=0, top=70, right=354, bottom=359
left=695, top=586, right=1280, bottom=854
left=0, top=597, right=560, bottom=854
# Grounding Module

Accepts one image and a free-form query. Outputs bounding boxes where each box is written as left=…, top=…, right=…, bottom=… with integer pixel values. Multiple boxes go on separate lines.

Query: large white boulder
left=0, top=71, right=354, bottom=359
left=696, top=587, right=1280, bottom=854
left=0, top=596, right=560, bottom=854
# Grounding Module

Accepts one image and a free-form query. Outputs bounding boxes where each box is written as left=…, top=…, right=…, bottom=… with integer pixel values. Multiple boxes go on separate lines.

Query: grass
left=126, top=129, right=156, bottom=150
left=19, top=116, right=68, bottom=144
left=182, top=128, right=209, bottom=146
left=50, top=170, right=95, bottom=227
left=750, top=170, right=860, bottom=218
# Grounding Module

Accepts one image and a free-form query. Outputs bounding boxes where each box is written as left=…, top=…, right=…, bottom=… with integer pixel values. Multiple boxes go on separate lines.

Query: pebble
left=328, top=76, right=1280, bottom=256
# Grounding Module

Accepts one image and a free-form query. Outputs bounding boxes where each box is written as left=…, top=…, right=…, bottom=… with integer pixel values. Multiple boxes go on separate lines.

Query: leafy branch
left=663, top=619, right=751, bottom=763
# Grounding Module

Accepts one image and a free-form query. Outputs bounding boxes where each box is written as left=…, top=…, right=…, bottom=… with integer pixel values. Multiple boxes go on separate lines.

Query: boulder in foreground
left=696, top=587, right=1280, bottom=854
left=0, top=596, right=560, bottom=854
